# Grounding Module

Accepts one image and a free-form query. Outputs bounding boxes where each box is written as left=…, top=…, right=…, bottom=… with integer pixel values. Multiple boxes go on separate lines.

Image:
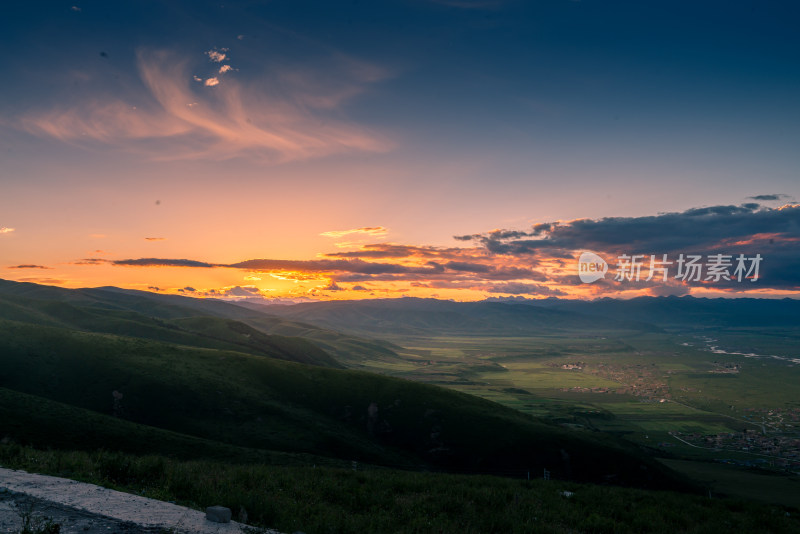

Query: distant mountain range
left=531, top=295, right=800, bottom=328
left=249, top=294, right=800, bottom=338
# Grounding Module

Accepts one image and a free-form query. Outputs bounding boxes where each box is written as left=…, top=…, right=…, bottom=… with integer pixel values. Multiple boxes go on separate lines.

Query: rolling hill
left=0, top=279, right=400, bottom=365
left=0, top=279, right=689, bottom=490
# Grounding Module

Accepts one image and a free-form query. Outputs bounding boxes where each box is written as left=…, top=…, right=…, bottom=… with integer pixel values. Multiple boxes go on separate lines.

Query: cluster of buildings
left=673, top=430, right=800, bottom=471
left=741, top=407, right=800, bottom=432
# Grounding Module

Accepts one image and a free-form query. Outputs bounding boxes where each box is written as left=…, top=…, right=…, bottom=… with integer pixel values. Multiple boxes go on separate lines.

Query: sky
left=1, top=0, right=799, bottom=301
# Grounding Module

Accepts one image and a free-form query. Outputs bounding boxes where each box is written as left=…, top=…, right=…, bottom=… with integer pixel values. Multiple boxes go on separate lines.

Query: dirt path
left=0, top=466, right=279, bottom=534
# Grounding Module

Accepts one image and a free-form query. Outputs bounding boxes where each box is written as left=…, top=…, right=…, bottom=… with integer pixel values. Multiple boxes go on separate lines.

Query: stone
left=205, top=506, right=232, bottom=523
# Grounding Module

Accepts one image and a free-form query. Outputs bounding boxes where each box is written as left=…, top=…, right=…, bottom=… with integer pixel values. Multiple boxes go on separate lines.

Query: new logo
left=578, top=251, right=608, bottom=283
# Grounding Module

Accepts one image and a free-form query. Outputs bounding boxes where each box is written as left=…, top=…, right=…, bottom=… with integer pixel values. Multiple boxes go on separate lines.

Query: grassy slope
left=0, top=279, right=403, bottom=365
left=89, top=287, right=407, bottom=363
left=1, top=445, right=797, bottom=534
left=660, top=459, right=800, bottom=509
left=0, top=292, right=341, bottom=368
left=0, top=387, right=347, bottom=467
left=80, top=284, right=407, bottom=362
left=0, top=318, right=687, bottom=489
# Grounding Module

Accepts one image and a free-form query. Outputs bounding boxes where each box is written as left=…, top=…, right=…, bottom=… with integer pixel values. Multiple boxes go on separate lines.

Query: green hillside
left=0, top=313, right=686, bottom=489
left=0, top=279, right=402, bottom=364
left=0, top=387, right=346, bottom=467
left=0, top=287, right=339, bottom=368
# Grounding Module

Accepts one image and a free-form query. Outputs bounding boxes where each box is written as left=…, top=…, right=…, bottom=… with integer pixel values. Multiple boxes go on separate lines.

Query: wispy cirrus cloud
left=324, top=243, right=465, bottom=259
left=8, top=264, right=51, bottom=269
left=320, top=226, right=388, bottom=238
left=18, top=48, right=393, bottom=162
left=0, top=227, right=15, bottom=234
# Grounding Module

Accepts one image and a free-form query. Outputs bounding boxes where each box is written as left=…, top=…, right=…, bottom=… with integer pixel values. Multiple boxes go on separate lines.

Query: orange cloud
left=54, top=203, right=800, bottom=300
left=206, top=49, right=227, bottom=63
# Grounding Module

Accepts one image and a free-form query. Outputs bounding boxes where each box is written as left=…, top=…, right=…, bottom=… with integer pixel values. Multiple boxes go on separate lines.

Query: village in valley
left=548, top=358, right=800, bottom=473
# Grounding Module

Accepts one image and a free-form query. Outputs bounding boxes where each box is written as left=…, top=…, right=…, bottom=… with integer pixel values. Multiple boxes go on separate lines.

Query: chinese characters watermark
left=578, top=252, right=762, bottom=284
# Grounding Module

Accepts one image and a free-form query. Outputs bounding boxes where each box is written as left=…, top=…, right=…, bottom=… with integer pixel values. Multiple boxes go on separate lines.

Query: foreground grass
left=1, top=444, right=797, bottom=534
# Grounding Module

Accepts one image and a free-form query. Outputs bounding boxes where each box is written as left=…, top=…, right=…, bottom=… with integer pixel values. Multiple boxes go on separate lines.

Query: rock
left=205, top=506, right=232, bottom=523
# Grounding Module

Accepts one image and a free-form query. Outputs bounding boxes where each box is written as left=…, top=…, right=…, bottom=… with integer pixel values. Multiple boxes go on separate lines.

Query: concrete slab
left=0, top=466, right=280, bottom=534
